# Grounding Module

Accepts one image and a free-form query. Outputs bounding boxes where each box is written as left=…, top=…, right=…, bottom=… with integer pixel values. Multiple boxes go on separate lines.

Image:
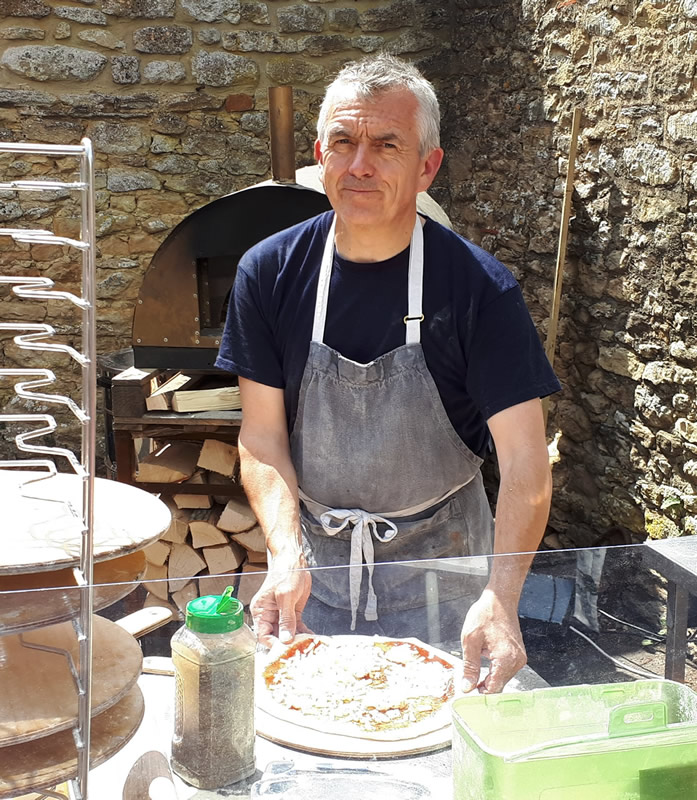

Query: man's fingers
left=480, top=647, right=527, bottom=694
left=460, top=630, right=484, bottom=693
left=276, top=587, right=299, bottom=643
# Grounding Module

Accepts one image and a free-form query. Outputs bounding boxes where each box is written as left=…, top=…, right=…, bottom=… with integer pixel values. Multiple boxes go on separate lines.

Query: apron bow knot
left=318, top=508, right=397, bottom=630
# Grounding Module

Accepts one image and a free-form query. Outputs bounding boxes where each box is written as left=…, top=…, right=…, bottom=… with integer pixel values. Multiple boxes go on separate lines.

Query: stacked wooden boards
left=0, top=470, right=171, bottom=797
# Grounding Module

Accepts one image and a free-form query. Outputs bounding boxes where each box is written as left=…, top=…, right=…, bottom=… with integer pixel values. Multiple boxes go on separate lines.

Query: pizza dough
left=257, top=635, right=460, bottom=743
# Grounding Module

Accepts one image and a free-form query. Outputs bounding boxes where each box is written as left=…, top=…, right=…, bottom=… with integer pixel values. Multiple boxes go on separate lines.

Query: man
left=216, top=54, right=560, bottom=693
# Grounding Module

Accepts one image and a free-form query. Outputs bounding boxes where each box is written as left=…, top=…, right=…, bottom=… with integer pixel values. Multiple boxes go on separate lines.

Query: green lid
left=185, top=586, right=244, bottom=634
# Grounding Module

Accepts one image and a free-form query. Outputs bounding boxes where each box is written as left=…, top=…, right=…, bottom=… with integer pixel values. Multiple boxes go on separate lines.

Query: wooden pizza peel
left=0, top=550, right=146, bottom=634
left=0, top=685, right=145, bottom=798
left=0, top=615, right=143, bottom=746
left=0, top=471, right=171, bottom=575
left=255, top=635, right=461, bottom=758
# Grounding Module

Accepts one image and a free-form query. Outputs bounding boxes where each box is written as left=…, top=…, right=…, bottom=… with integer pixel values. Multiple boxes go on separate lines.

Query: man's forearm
left=238, top=428, right=304, bottom=567
left=486, top=460, right=552, bottom=604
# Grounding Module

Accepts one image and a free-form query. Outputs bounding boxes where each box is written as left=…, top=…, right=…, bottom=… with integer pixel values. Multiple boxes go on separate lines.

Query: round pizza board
left=0, top=685, right=145, bottom=798
left=0, top=471, right=171, bottom=575
left=255, top=635, right=461, bottom=758
left=0, top=550, right=146, bottom=634
left=0, top=615, right=142, bottom=746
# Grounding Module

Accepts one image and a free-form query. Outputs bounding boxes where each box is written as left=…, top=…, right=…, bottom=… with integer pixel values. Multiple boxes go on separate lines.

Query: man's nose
left=347, top=142, right=375, bottom=177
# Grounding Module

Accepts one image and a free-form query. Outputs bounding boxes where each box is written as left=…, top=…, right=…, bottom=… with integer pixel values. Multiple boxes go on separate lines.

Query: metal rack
left=0, top=138, right=97, bottom=800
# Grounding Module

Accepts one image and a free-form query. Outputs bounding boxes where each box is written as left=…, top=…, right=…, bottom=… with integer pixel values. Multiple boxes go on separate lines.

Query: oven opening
left=196, top=256, right=239, bottom=338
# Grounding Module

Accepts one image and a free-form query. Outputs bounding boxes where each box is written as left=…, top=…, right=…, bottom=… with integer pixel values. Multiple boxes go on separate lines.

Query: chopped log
left=111, top=366, right=157, bottom=417
left=143, top=563, right=169, bottom=601
left=143, top=539, right=171, bottom=567
left=173, top=469, right=212, bottom=509
left=168, top=543, right=207, bottom=592
left=146, top=372, right=199, bottom=412
left=160, top=500, right=191, bottom=544
left=144, top=592, right=178, bottom=617
left=136, top=441, right=202, bottom=484
left=202, top=542, right=246, bottom=575
left=218, top=497, right=257, bottom=533
left=188, top=507, right=227, bottom=548
left=198, top=572, right=240, bottom=599
left=116, top=606, right=174, bottom=638
left=244, top=550, right=267, bottom=564
left=236, top=562, right=267, bottom=607
left=196, top=439, right=239, bottom=478
left=172, top=386, right=241, bottom=413
left=171, top=581, right=199, bottom=614
left=231, top=525, right=266, bottom=554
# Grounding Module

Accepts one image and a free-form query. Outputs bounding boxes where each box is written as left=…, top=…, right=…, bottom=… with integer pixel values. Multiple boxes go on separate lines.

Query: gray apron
left=289, top=214, right=494, bottom=630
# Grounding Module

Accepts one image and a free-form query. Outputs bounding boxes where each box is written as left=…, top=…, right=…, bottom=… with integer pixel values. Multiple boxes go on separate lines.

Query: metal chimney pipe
left=268, top=86, right=296, bottom=184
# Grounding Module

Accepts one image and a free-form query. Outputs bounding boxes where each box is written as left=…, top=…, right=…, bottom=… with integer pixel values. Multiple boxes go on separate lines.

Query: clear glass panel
left=1, top=540, right=696, bottom=799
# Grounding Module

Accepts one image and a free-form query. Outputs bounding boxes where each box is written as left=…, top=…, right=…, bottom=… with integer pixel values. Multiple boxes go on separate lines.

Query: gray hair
left=316, top=54, right=441, bottom=157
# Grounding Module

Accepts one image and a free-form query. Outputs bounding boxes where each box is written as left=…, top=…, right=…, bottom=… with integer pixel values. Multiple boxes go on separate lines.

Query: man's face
left=314, top=89, right=443, bottom=230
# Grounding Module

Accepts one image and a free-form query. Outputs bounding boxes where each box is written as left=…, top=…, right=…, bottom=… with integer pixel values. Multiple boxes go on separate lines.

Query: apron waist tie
left=318, top=508, right=398, bottom=631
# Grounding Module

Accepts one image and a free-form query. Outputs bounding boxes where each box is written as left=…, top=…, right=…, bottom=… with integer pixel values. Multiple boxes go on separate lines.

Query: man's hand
left=460, top=588, right=527, bottom=694
left=250, top=563, right=312, bottom=648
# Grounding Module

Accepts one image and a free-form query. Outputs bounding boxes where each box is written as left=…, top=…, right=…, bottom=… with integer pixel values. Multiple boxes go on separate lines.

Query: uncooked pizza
left=257, top=634, right=458, bottom=741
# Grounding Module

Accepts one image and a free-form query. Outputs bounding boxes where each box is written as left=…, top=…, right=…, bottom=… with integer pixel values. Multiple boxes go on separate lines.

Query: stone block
left=143, top=60, right=186, bottom=83
left=676, top=418, right=697, bottom=444
left=0, top=26, right=45, bottom=39
left=598, top=346, right=645, bottom=380
left=623, top=143, right=679, bottom=187
left=91, top=120, right=147, bottom=153
left=165, top=91, right=223, bottom=110
left=239, top=110, right=266, bottom=133
left=78, top=30, right=126, bottom=49
left=1, top=45, right=107, bottom=81
left=111, top=54, right=140, bottom=84
left=0, top=0, right=50, bottom=17
left=150, top=153, right=196, bottom=172
left=300, top=33, right=350, bottom=56
left=180, top=0, right=240, bottom=23
left=54, top=6, right=107, bottom=24
left=221, top=30, right=298, bottom=53
left=328, top=7, right=357, bottom=31
left=686, top=0, right=697, bottom=18
left=102, top=0, right=175, bottom=17
left=133, top=25, right=192, bottom=54
left=645, top=509, right=681, bottom=540
left=107, top=167, right=161, bottom=191
left=265, top=57, right=326, bottom=85
left=667, top=111, right=697, bottom=143
left=224, top=92, right=254, bottom=111
left=151, top=111, right=186, bottom=133
left=359, top=0, right=414, bottom=32
left=352, top=35, right=384, bottom=53
left=198, top=27, right=220, bottom=43
left=644, top=361, right=696, bottom=386
left=240, top=1, right=268, bottom=24
left=278, top=3, right=325, bottom=33
left=191, top=50, right=258, bottom=87
left=148, top=133, right=176, bottom=152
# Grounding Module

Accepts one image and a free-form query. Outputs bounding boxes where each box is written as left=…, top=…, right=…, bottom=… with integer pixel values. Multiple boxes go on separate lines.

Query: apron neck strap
left=312, top=214, right=425, bottom=345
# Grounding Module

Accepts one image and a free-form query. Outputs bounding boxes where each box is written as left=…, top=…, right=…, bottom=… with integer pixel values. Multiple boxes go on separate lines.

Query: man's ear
left=314, top=139, right=323, bottom=164
left=418, top=147, right=444, bottom=193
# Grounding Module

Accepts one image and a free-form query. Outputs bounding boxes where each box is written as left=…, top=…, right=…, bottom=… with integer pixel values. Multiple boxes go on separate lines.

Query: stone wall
left=444, top=0, right=697, bottom=545
left=0, top=0, right=448, bottom=457
left=2, top=0, right=697, bottom=547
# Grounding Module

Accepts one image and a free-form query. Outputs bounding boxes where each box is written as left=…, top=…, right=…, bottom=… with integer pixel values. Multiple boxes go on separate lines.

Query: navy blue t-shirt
left=216, top=212, right=560, bottom=457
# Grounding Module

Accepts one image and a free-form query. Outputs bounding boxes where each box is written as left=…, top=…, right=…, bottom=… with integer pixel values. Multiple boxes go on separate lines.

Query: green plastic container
left=452, top=680, right=697, bottom=800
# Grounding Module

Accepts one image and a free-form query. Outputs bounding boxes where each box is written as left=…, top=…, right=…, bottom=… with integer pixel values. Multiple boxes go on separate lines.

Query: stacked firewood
left=135, top=438, right=267, bottom=615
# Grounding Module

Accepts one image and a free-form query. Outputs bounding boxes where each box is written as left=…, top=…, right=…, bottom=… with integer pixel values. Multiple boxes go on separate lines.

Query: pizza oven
left=132, top=87, right=331, bottom=371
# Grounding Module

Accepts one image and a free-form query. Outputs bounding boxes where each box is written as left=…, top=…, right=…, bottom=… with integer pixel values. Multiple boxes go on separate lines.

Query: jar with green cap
left=170, top=586, right=256, bottom=789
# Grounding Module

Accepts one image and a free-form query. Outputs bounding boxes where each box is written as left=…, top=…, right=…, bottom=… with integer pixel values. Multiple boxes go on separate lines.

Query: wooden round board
left=0, top=471, right=171, bottom=574
left=0, top=684, right=145, bottom=798
left=0, top=550, right=146, bottom=634
left=0, top=615, right=143, bottom=746
left=255, top=635, right=460, bottom=758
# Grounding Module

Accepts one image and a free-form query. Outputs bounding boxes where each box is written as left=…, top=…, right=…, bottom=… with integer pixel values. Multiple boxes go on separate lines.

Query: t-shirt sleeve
left=214, top=253, right=285, bottom=388
left=466, top=285, right=561, bottom=419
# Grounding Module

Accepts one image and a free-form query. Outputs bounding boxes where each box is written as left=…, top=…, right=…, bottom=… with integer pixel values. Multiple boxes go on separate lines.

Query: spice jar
left=171, top=586, right=256, bottom=789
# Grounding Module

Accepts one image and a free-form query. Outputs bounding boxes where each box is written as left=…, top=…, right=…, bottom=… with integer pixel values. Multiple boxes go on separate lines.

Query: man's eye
left=382, top=142, right=397, bottom=149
